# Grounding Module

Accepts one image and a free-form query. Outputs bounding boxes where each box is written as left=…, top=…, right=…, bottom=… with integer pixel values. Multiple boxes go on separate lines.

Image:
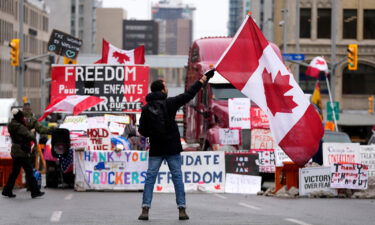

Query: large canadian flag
left=215, top=15, right=323, bottom=166
left=98, top=39, right=145, bottom=65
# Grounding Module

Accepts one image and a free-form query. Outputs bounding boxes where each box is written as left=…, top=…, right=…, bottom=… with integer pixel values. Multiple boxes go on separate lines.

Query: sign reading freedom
left=51, top=65, right=149, bottom=112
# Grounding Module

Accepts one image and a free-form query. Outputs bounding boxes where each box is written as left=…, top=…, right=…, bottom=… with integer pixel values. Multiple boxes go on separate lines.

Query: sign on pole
left=47, top=29, right=82, bottom=59
left=282, top=53, right=305, bottom=61
left=326, top=101, right=339, bottom=121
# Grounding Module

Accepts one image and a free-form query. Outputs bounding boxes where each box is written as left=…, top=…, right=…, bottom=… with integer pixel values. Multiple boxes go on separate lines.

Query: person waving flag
left=215, top=14, right=323, bottom=166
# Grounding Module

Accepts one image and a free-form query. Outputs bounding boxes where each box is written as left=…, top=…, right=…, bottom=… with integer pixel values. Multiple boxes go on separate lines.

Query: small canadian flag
left=95, top=39, right=145, bottom=65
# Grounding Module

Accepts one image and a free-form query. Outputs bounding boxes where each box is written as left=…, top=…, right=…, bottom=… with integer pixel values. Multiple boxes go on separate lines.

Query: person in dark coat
left=2, top=109, right=45, bottom=198
left=138, top=69, right=215, bottom=221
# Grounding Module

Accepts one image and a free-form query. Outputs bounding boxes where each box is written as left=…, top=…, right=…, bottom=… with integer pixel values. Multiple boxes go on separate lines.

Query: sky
left=102, top=0, right=229, bottom=40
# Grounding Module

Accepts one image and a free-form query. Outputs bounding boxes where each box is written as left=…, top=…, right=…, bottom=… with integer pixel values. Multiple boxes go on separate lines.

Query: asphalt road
left=1, top=187, right=375, bottom=225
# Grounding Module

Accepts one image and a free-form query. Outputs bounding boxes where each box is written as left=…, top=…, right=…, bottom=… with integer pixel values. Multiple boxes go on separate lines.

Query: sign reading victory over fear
left=51, top=65, right=149, bottom=112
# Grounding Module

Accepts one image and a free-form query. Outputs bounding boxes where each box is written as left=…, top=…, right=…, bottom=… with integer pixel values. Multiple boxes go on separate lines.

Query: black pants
left=3, top=157, right=40, bottom=195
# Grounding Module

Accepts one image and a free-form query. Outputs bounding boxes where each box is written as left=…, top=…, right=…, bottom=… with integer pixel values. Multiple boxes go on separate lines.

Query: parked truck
left=183, top=37, right=283, bottom=151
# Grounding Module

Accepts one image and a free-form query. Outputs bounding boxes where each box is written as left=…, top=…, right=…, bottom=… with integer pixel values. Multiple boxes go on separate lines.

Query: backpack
left=143, top=100, right=169, bottom=138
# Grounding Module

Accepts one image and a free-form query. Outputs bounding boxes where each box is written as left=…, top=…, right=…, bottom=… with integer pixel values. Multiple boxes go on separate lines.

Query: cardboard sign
left=104, top=114, right=130, bottom=124
left=47, top=29, right=82, bottom=59
left=74, top=150, right=148, bottom=190
left=228, top=98, right=250, bottom=129
left=87, top=128, right=111, bottom=151
left=299, top=167, right=337, bottom=196
left=60, top=115, right=88, bottom=131
left=359, top=145, right=375, bottom=177
left=51, top=65, right=149, bottom=112
left=225, top=173, right=261, bottom=194
left=250, top=107, right=269, bottom=129
left=330, top=163, right=368, bottom=189
left=71, top=138, right=88, bottom=150
left=251, top=129, right=276, bottom=150
left=274, top=147, right=292, bottom=166
left=108, top=122, right=126, bottom=135
left=219, top=128, right=240, bottom=145
left=323, top=143, right=360, bottom=167
left=225, top=152, right=258, bottom=175
left=155, top=151, right=225, bottom=193
left=255, top=150, right=275, bottom=173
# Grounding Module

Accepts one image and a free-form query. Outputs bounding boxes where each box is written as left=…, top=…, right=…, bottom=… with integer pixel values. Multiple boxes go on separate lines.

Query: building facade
left=123, top=20, right=158, bottom=55
left=152, top=0, right=195, bottom=55
left=0, top=0, right=50, bottom=114
left=273, top=0, right=375, bottom=142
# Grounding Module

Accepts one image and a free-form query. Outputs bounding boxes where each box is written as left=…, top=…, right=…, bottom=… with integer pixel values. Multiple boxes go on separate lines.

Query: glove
left=205, top=68, right=216, bottom=80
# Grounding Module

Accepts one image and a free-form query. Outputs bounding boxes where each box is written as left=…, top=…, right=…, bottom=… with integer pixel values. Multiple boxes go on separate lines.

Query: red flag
left=215, top=15, right=323, bottom=166
left=100, top=39, right=145, bottom=65
left=305, top=56, right=328, bottom=78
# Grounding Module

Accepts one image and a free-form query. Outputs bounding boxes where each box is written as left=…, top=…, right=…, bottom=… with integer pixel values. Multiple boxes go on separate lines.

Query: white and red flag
left=215, top=15, right=323, bottom=166
left=97, top=39, right=145, bottom=65
left=305, top=56, right=329, bottom=78
left=38, top=95, right=104, bottom=121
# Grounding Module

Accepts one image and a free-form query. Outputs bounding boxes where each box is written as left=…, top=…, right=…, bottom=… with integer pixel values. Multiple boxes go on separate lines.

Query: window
left=317, top=8, right=331, bottom=38
left=343, top=64, right=375, bottom=94
left=364, top=10, right=375, bottom=39
left=343, top=9, right=357, bottom=39
left=300, top=8, right=311, bottom=38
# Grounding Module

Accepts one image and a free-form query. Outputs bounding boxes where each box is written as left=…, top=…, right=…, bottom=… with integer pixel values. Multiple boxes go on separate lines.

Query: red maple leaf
left=315, top=59, right=326, bottom=65
left=262, top=69, right=298, bottom=116
left=112, top=51, right=130, bottom=64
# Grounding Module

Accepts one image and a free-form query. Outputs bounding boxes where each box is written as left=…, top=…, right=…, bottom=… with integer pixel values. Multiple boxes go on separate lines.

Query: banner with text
left=51, top=65, right=149, bottom=112
left=74, top=150, right=148, bottom=190
left=228, top=98, right=250, bottom=129
left=250, top=107, right=269, bottom=129
left=225, top=152, right=258, bottom=175
left=330, top=163, right=368, bottom=189
left=299, top=167, right=337, bottom=196
left=359, top=145, right=375, bottom=177
left=323, top=143, right=360, bottom=167
left=155, top=151, right=225, bottom=193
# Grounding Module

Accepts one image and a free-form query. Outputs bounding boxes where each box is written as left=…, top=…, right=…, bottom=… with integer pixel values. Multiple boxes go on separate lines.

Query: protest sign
left=274, top=147, right=292, bottom=167
left=74, top=150, right=148, bottom=190
left=228, top=98, right=250, bottom=129
left=60, top=115, right=88, bottom=131
left=155, top=151, right=225, bottom=193
left=299, top=167, right=337, bottom=196
left=250, top=107, right=269, bottom=129
left=219, top=128, right=240, bottom=145
left=225, top=173, right=261, bottom=194
left=323, top=143, right=360, bottom=167
left=255, top=150, right=275, bottom=173
left=104, top=114, right=130, bottom=124
left=250, top=129, right=276, bottom=150
left=359, top=145, right=375, bottom=177
left=87, top=127, right=111, bottom=151
left=51, top=65, right=149, bottom=112
left=330, top=163, right=368, bottom=189
left=47, top=29, right=82, bottom=59
left=108, top=122, right=126, bottom=135
left=225, top=152, right=258, bottom=175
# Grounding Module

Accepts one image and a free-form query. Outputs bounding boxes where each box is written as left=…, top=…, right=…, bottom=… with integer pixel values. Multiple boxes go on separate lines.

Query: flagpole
left=325, top=76, right=338, bottom=131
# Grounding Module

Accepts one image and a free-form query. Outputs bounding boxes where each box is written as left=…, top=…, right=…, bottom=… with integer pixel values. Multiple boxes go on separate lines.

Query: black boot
left=179, top=207, right=189, bottom=220
left=2, top=190, right=16, bottom=198
left=138, top=207, right=149, bottom=220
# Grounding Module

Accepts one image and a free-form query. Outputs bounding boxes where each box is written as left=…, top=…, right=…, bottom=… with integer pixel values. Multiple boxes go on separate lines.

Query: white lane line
left=214, top=194, right=227, bottom=199
left=284, top=218, right=312, bottom=225
left=64, top=194, right=73, bottom=200
left=238, top=202, right=261, bottom=210
left=50, top=211, right=62, bottom=222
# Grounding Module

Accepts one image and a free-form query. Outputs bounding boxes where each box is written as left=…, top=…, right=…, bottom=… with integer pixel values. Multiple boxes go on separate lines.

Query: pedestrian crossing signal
left=347, top=44, right=358, bottom=71
left=9, top=39, right=20, bottom=66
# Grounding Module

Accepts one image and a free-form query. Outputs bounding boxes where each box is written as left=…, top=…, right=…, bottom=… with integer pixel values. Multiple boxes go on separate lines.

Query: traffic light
left=9, top=39, right=20, bottom=66
left=63, top=56, right=76, bottom=64
left=347, top=44, right=358, bottom=71
left=369, top=95, right=374, bottom=114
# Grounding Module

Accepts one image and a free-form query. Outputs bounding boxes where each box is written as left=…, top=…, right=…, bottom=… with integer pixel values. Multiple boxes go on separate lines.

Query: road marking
left=50, top=211, right=62, bottom=222
left=238, top=202, right=261, bottom=210
left=284, top=218, right=312, bottom=225
left=214, top=194, right=227, bottom=199
left=64, top=194, right=73, bottom=200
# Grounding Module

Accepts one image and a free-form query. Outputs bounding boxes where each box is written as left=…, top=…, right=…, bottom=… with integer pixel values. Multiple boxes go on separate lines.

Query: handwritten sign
left=87, top=128, right=111, bottom=151
left=255, top=150, right=275, bottom=173
left=219, top=128, right=240, bottom=145
left=225, top=173, right=261, bottom=194
left=155, top=151, right=225, bottom=193
left=225, top=152, right=258, bottom=175
left=228, top=98, right=250, bottom=129
left=250, top=107, right=269, bottom=129
left=251, top=129, right=276, bottom=150
left=74, top=150, right=148, bottom=190
left=299, top=167, right=337, bottom=196
left=359, top=145, right=375, bottom=177
left=323, top=143, right=360, bottom=167
left=104, top=114, right=130, bottom=124
left=60, top=115, right=88, bottom=131
left=47, top=29, right=82, bottom=59
left=274, top=147, right=292, bottom=166
left=330, top=163, right=368, bottom=189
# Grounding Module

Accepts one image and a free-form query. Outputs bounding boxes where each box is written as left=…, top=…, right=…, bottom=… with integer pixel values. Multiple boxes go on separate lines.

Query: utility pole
left=295, top=0, right=300, bottom=83
left=282, top=8, right=288, bottom=54
left=329, top=0, right=338, bottom=131
left=18, top=0, right=24, bottom=105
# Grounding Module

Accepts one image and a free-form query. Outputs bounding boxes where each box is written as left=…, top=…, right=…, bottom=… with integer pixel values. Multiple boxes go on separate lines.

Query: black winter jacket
left=139, top=81, right=203, bottom=156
